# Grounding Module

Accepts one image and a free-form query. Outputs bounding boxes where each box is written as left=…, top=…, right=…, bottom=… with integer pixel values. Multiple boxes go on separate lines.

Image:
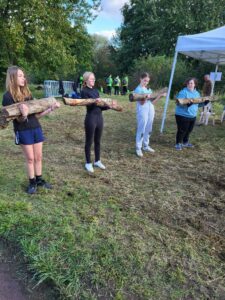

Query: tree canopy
left=116, top=0, right=225, bottom=72
left=0, top=0, right=100, bottom=82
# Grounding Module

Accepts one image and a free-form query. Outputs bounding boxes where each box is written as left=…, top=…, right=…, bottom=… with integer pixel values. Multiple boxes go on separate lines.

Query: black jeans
left=175, top=115, right=196, bottom=144
left=114, top=86, right=119, bottom=95
left=107, top=86, right=112, bottom=95
left=85, top=112, right=103, bottom=163
left=122, top=86, right=128, bottom=95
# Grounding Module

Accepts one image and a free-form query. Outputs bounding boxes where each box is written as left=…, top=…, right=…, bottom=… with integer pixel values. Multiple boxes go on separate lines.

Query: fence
left=44, top=80, right=74, bottom=97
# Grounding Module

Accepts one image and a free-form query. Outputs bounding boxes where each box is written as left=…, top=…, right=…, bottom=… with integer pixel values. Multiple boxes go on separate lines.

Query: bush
left=128, top=55, right=225, bottom=97
left=128, top=55, right=192, bottom=97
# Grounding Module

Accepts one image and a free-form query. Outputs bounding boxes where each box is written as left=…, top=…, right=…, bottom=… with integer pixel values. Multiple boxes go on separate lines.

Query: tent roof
left=176, top=25, right=225, bottom=65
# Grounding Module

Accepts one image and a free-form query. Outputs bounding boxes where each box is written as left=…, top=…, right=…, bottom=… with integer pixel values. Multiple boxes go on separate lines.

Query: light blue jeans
left=136, top=101, right=155, bottom=150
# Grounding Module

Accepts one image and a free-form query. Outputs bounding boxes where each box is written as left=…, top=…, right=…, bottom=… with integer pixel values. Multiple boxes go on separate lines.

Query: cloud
left=94, top=30, right=116, bottom=39
left=101, top=0, right=130, bottom=12
left=100, top=0, right=130, bottom=21
left=86, top=0, right=130, bottom=37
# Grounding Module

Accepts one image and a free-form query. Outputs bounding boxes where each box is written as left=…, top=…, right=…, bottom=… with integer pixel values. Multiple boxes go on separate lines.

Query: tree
left=0, top=0, right=100, bottom=83
left=116, top=0, right=225, bottom=72
left=91, top=34, right=118, bottom=81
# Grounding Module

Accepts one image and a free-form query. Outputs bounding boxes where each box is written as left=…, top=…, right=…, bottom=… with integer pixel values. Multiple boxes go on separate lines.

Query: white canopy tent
left=160, top=25, right=225, bottom=133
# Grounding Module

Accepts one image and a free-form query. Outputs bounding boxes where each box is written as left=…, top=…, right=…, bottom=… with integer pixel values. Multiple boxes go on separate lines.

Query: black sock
left=29, top=178, right=36, bottom=185
left=36, top=175, right=42, bottom=183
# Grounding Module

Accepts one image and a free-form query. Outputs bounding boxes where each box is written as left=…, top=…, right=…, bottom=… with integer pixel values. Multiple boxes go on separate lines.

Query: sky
left=86, top=0, right=130, bottom=39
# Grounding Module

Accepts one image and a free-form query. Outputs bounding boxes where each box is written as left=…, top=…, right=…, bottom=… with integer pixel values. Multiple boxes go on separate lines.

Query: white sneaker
left=85, top=163, right=94, bottom=173
left=143, top=146, right=155, bottom=153
left=136, top=149, right=143, bottom=157
left=94, top=160, right=106, bottom=170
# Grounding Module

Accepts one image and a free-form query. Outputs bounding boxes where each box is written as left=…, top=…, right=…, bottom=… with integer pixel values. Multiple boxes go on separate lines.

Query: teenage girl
left=2, top=66, right=60, bottom=194
left=81, top=72, right=117, bottom=173
left=135, top=72, right=166, bottom=157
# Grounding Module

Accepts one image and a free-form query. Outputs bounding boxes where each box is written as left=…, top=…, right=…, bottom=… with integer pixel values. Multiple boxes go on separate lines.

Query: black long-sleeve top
left=2, top=91, right=41, bottom=132
left=81, top=86, right=109, bottom=114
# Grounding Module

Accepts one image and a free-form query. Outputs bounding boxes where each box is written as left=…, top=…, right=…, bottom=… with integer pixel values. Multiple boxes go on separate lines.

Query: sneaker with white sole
left=182, top=142, right=194, bottom=148
left=175, top=143, right=182, bottom=150
left=136, top=149, right=143, bottom=157
left=94, top=160, right=106, bottom=170
left=85, top=163, right=94, bottom=173
left=143, top=146, right=155, bottom=153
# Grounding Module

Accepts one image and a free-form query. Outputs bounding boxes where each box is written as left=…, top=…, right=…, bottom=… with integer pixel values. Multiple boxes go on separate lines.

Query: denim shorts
left=15, top=127, right=45, bottom=145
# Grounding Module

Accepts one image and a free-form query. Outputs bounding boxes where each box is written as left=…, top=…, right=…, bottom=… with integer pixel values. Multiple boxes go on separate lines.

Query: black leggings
left=85, top=112, right=103, bottom=163
left=175, top=115, right=196, bottom=144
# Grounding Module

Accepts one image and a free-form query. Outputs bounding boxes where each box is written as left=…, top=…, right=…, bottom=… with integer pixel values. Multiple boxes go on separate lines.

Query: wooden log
left=63, top=97, right=123, bottom=112
left=0, top=117, right=9, bottom=129
left=0, top=97, right=58, bottom=129
left=129, top=87, right=168, bottom=102
left=176, top=96, right=218, bottom=105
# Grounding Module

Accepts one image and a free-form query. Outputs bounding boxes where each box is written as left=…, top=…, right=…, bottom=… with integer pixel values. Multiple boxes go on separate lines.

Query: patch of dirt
left=0, top=239, right=59, bottom=300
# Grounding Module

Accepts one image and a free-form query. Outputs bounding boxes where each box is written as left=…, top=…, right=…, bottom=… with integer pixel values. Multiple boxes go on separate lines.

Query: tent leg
left=160, top=51, right=178, bottom=133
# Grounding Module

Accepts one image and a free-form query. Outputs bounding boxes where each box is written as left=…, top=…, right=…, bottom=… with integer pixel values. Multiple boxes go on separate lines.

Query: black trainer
left=36, top=179, right=52, bottom=189
left=26, top=183, right=37, bottom=194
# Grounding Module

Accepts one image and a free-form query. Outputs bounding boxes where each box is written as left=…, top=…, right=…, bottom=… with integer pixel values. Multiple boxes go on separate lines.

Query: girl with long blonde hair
left=2, top=66, right=60, bottom=194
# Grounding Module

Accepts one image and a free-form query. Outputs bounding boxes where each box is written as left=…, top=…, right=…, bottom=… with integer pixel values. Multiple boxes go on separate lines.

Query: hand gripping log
left=129, top=87, right=168, bottom=102
left=0, top=97, right=59, bottom=129
left=63, top=97, right=123, bottom=112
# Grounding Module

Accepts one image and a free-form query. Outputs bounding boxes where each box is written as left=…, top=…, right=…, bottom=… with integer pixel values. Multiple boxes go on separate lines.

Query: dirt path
left=0, top=239, right=59, bottom=300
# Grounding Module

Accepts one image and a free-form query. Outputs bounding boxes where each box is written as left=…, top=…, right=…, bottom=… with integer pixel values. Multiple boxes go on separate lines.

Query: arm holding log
left=0, top=97, right=60, bottom=129
left=129, top=87, right=168, bottom=102
left=36, top=101, right=61, bottom=118
left=96, top=98, right=120, bottom=110
left=151, top=91, right=167, bottom=105
left=12, top=100, right=60, bottom=121
left=16, top=103, right=29, bottom=122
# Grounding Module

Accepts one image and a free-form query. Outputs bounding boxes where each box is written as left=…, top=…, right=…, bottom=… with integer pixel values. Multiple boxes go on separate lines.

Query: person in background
left=198, top=74, right=213, bottom=125
left=202, top=74, right=212, bottom=97
left=2, top=66, right=60, bottom=194
left=105, top=74, right=113, bottom=95
left=122, top=75, right=129, bottom=95
left=77, top=74, right=83, bottom=91
left=175, top=77, right=209, bottom=150
left=81, top=72, right=118, bottom=173
left=58, top=79, right=65, bottom=96
left=114, top=75, right=121, bottom=95
left=135, top=72, right=166, bottom=157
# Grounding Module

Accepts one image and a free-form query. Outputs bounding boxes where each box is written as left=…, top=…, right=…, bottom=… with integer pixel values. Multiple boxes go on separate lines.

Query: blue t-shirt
left=175, top=87, right=201, bottom=118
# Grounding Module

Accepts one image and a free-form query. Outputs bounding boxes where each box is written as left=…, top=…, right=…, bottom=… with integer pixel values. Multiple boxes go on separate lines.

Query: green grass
left=0, top=88, right=224, bottom=299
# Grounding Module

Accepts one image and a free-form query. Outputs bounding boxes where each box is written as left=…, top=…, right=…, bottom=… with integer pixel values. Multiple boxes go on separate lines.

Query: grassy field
left=0, top=86, right=224, bottom=299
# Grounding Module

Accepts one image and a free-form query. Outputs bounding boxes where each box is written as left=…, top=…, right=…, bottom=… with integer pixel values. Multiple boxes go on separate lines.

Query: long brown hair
left=6, top=66, right=32, bottom=102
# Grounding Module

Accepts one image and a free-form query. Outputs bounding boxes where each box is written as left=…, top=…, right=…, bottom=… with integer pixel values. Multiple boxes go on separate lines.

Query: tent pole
left=211, top=63, right=219, bottom=96
left=160, top=51, right=178, bottom=133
